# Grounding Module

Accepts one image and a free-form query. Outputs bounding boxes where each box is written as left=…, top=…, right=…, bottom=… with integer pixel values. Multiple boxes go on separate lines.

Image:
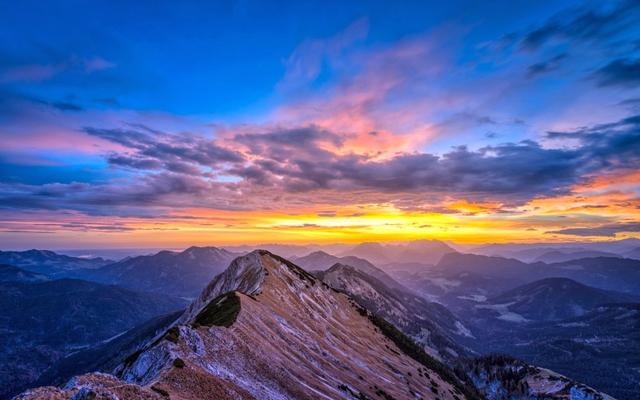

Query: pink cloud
left=0, top=63, right=65, bottom=83
left=271, top=25, right=462, bottom=157
left=83, top=56, right=116, bottom=72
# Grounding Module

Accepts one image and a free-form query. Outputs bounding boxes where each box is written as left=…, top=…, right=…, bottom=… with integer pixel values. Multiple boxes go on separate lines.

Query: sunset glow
left=1, top=1, right=640, bottom=249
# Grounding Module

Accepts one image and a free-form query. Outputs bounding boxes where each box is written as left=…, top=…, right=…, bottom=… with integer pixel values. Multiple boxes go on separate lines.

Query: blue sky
left=1, top=0, right=640, bottom=248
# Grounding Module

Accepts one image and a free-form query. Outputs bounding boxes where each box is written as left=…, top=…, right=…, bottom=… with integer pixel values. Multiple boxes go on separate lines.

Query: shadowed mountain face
left=33, top=311, right=183, bottom=392
left=17, top=251, right=481, bottom=400
left=0, top=250, right=112, bottom=277
left=0, top=264, right=48, bottom=283
left=459, top=354, right=617, bottom=400
left=316, top=263, right=474, bottom=363
left=293, top=250, right=405, bottom=290
left=472, top=304, right=640, bottom=400
left=87, top=246, right=238, bottom=298
left=444, top=276, right=640, bottom=400
left=0, top=279, right=186, bottom=399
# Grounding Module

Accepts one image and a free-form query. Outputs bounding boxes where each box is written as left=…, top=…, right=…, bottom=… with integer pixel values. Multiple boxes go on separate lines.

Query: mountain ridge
left=18, top=250, right=479, bottom=400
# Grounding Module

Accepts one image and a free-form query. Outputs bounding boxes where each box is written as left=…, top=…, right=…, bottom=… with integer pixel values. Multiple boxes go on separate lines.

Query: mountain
left=0, top=250, right=112, bottom=277
left=0, top=278, right=186, bottom=399
left=33, top=311, right=183, bottom=391
left=472, top=239, right=640, bottom=261
left=392, top=253, right=541, bottom=313
left=341, top=240, right=457, bottom=265
left=18, top=250, right=480, bottom=400
left=88, top=246, right=238, bottom=298
left=434, top=252, right=537, bottom=279
left=479, top=277, right=638, bottom=322
left=459, top=354, right=616, bottom=400
left=0, top=264, right=48, bottom=283
left=473, top=304, right=640, bottom=400
left=317, top=263, right=474, bottom=363
left=293, top=250, right=405, bottom=290
left=533, top=250, right=621, bottom=263
left=624, top=246, right=640, bottom=260
left=545, top=257, right=640, bottom=295
left=393, top=253, right=640, bottom=314
left=384, top=261, right=435, bottom=273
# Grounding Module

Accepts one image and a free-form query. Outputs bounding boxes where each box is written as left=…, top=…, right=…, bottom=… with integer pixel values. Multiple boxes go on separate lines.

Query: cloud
left=83, top=56, right=115, bottom=72
left=32, top=98, right=84, bottom=112
left=222, top=113, right=639, bottom=204
left=520, top=1, right=639, bottom=51
left=549, top=222, right=640, bottom=237
left=593, top=58, right=640, bottom=87
left=84, top=125, right=244, bottom=175
left=0, top=63, right=64, bottom=83
left=279, top=17, right=369, bottom=90
left=526, top=53, right=568, bottom=78
left=0, top=56, right=116, bottom=84
left=3, top=111, right=637, bottom=216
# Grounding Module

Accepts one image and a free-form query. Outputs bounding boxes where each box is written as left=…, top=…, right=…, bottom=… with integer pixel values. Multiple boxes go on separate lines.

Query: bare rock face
left=18, top=250, right=476, bottom=400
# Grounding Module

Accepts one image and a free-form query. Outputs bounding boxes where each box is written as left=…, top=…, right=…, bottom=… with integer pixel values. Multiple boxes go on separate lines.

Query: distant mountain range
left=86, top=246, right=238, bottom=298
left=392, top=252, right=640, bottom=314
left=472, top=238, right=640, bottom=262
left=339, top=239, right=457, bottom=265
left=0, top=264, right=48, bottom=283
left=533, top=249, right=621, bottom=263
left=480, top=277, right=638, bottom=322
left=0, top=250, right=112, bottom=277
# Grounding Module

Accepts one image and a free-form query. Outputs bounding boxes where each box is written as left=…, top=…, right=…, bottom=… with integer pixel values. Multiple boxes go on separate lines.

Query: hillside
left=473, top=304, right=640, bottom=400
left=0, top=279, right=186, bottom=399
left=317, top=263, right=474, bottom=363
left=481, top=277, right=638, bottom=322
left=0, top=264, right=48, bottom=283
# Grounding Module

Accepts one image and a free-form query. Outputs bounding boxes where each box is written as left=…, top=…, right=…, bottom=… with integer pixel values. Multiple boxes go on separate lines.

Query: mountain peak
left=179, top=249, right=316, bottom=323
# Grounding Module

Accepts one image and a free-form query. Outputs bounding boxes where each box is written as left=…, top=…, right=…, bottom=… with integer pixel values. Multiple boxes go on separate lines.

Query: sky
left=1, top=0, right=640, bottom=249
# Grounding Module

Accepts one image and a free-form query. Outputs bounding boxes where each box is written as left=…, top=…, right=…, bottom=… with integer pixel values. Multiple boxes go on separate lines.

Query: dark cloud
left=84, top=125, right=245, bottom=175
left=31, top=98, right=84, bottom=111
left=2, top=113, right=639, bottom=215
left=520, top=1, right=639, bottom=51
left=94, top=97, right=120, bottom=107
left=526, top=53, right=567, bottom=78
left=593, top=58, right=640, bottom=87
left=546, top=113, right=640, bottom=170
left=228, top=114, right=640, bottom=204
left=618, top=97, right=640, bottom=108
left=549, top=222, right=640, bottom=237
